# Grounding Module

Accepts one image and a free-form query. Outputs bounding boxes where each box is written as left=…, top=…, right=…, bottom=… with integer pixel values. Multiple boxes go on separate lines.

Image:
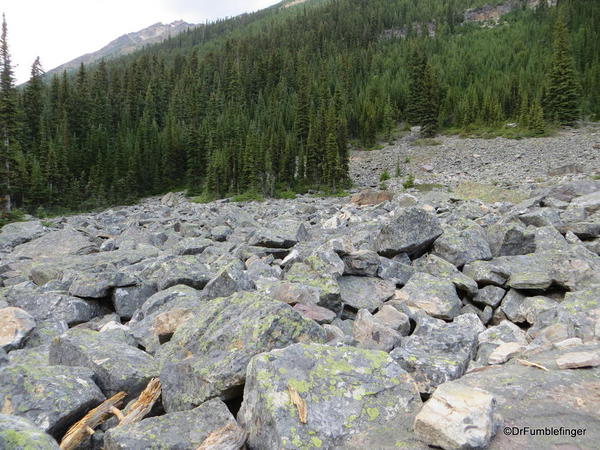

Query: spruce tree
left=0, top=14, right=18, bottom=211
left=545, top=12, right=580, bottom=126
left=420, top=62, right=440, bottom=138
left=406, top=49, right=426, bottom=125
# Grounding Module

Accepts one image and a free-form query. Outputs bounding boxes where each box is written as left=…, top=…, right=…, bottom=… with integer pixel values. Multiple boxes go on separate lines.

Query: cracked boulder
left=238, top=343, right=423, bottom=450
left=49, top=328, right=158, bottom=398
left=0, top=348, right=105, bottom=437
left=391, top=314, right=483, bottom=393
left=157, top=292, right=326, bottom=412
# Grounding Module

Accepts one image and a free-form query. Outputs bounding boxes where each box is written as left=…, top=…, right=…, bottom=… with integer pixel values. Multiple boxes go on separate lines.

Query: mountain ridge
left=45, top=20, right=195, bottom=77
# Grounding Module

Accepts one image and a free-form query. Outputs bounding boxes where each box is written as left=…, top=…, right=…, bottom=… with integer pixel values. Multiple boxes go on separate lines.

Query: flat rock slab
left=0, top=348, right=105, bottom=437
left=12, top=228, right=96, bottom=260
left=238, top=343, right=423, bottom=450
left=157, top=292, right=326, bottom=412
left=104, top=398, right=236, bottom=450
left=556, top=351, right=600, bottom=369
left=451, top=344, right=600, bottom=449
left=0, top=414, right=60, bottom=449
left=49, top=328, right=158, bottom=398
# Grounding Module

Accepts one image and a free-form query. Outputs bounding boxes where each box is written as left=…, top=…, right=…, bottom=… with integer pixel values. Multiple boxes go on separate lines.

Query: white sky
left=2, top=0, right=280, bottom=83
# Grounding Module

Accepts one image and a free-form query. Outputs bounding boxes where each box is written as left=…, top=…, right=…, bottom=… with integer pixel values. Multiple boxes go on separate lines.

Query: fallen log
left=117, top=378, right=162, bottom=427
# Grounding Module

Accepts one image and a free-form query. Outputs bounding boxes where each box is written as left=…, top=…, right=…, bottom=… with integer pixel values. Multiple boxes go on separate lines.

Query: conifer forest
left=0, top=0, right=598, bottom=214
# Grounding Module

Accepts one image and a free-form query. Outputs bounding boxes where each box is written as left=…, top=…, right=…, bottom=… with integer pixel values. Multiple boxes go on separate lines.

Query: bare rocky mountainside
left=1, top=130, right=600, bottom=449
left=45, top=20, right=194, bottom=77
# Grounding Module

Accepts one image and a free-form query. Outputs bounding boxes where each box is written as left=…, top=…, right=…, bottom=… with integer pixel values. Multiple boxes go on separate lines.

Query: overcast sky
left=3, top=0, right=280, bottom=83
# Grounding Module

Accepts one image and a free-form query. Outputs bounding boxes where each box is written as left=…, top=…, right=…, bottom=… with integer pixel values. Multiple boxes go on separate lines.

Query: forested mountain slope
left=1, top=0, right=598, bottom=214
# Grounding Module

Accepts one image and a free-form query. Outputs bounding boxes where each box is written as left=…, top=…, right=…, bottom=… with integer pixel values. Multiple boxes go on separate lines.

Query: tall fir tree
left=0, top=14, right=18, bottom=211
left=545, top=11, right=580, bottom=126
left=420, top=62, right=440, bottom=137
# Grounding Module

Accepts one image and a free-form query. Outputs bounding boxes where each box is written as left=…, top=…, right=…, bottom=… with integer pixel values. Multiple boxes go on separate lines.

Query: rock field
left=1, top=129, right=600, bottom=449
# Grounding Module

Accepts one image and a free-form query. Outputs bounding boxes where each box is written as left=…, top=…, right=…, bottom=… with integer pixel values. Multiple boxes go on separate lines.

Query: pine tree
left=420, top=62, right=440, bottom=138
left=406, top=49, right=426, bottom=125
left=23, top=57, right=45, bottom=156
left=545, top=11, right=580, bottom=126
left=0, top=14, right=18, bottom=211
left=528, top=97, right=546, bottom=135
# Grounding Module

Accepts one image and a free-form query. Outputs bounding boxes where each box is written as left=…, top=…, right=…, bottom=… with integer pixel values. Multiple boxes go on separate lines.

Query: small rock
left=556, top=351, right=600, bottom=369
left=353, top=309, right=401, bottom=351
left=351, top=190, right=393, bottom=206
left=373, top=304, right=411, bottom=335
left=414, top=383, right=500, bottom=450
left=487, top=342, right=525, bottom=365
left=293, top=303, right=336, bottom=324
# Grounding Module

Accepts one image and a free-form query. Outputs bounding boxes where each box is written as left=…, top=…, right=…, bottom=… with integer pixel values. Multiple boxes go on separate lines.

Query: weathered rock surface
left=375, top=207, right=442, bottom=257
left=0, top=307, right=36, bottom=352
left=391, top=314, right=484, bottom=393
left=394, top=273, right=462, bottom=320
left=238, top=343, right=423, bottom=449
left=414, top=383, right=500, bottom=450
left=338, top=276, right=395, bottom=312
left=0, top=348, right=105, bottom=436
left=104, top=398, right=237, bottom=450
left=0, top=414, right=60, bottom=449
left=157, top=292, right=326, bottom=412
left=49, top=328, right=158, bottom=398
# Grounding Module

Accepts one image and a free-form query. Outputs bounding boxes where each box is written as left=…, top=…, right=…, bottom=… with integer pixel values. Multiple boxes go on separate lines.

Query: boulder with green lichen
left=104, top=398, right=236, bottom=450
left=238, top=343, right=423, bottom=450
left=157, top=292, right=327, bottom=412
left=49, top=328, right=158, bottom=399
left=0, top=414, right=60, bottom=449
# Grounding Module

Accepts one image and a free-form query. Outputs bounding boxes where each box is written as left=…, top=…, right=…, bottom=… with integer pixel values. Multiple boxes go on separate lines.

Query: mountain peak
left=46, top=20, right=195, bottom=77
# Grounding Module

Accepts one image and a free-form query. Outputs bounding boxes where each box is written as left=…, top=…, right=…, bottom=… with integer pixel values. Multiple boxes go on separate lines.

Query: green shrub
left=380, top=169, right=391, bottom=182
left=403, top=173, right=415, bottom=189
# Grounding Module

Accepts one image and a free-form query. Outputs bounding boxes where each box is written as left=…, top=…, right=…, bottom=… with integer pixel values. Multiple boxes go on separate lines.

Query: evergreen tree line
left=0, top=0, right=597, bottom=213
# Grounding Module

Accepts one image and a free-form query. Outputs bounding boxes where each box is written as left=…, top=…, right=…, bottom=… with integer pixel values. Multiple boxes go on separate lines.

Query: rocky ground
left=1, top=130, right=600, bottom=449
left=351, top=123, right=600, bottom=189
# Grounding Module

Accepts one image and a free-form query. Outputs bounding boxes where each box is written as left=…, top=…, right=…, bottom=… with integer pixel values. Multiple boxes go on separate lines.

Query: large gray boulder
left=12, top=228, right=96, bottom=260
left=394, top=273, right=462, bottom=320
left=49, top=328, right=158, bottom=398
left=338, top=276, right=395, bottom=312
left=238, top=343, right=424, bottom=450
left=433, top=222, right=492, bottom=267
left=0, top=414, right=60, bottom=449
left=129, top=285, right=204, bottom=354
left=414, top=254, right=478, bottom=296
left=0, top=348, right=105, bottom=436
left=0, top=221, right=46, bottom=251
left=104, top=398, right=238, bottom=450
left=157, top=292, right=326, bottom=412
left=5, top=287, right=104, bottom=326
left=248, top=220, right=308, bottom=248
left=112, top=283, right=157, bottom=320
left=375, top=207, right=442, bottom=257
left=391, top=314, right=484, bottom=393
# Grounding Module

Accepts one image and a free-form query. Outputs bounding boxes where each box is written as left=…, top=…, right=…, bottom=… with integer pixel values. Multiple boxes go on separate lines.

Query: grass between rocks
left=453, top=181, right=529, bottom=204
